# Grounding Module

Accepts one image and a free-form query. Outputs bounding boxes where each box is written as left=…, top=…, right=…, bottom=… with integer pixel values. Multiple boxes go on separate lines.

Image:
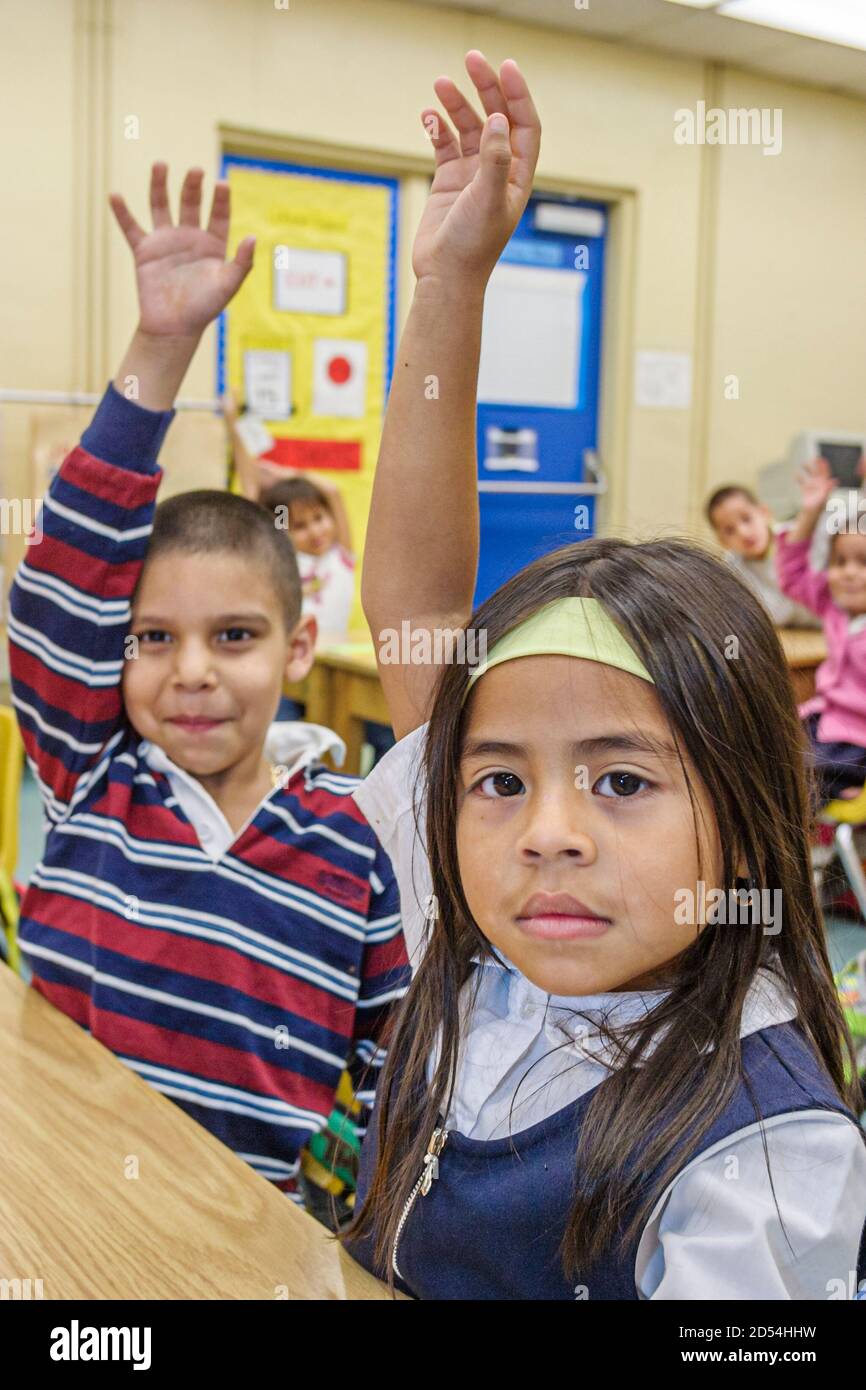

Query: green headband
left=465, top=597, right=654, bottom=695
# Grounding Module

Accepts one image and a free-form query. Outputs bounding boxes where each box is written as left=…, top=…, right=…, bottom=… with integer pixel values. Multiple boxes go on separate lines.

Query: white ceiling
left=408, top=0, right=866, bottom=99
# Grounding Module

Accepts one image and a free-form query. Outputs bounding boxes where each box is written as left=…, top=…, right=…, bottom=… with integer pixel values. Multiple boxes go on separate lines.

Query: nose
left=171, top=638, right=218, bottom=690
left=515, top=783, right=598, bottom=865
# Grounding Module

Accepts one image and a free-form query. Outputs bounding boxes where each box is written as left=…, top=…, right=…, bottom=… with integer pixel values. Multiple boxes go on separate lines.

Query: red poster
left=261, top=438, right=361, bottom=472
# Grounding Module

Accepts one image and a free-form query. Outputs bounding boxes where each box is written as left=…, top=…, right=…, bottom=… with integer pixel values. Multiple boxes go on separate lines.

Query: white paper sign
left=635, top=351, right=692, bottom=409
left=477, top=263, right=585, bottom=409
left=312, top=339, right=367, bottom=419
left=234, top=414, right=274, bottom=458
left=274, top=247, right=347, bottom=315
left=243, top=350, right=292, bottom=419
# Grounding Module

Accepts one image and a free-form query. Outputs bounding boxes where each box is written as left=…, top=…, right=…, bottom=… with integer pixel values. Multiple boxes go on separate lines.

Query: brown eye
left=594, top=771, right=647, bottom=798
left=478, top=772, right=524, bottom=798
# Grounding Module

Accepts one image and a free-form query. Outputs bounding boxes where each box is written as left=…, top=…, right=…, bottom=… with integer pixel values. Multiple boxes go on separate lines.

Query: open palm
left=799, top=456, right=837, bottom=511
left=412, top=52, right=541, bottom=284
left=110, top=164, right=255, bottom=338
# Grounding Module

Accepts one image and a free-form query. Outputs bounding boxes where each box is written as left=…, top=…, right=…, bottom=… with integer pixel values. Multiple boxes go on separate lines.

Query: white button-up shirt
left=143, top=721, right=346, bottom=861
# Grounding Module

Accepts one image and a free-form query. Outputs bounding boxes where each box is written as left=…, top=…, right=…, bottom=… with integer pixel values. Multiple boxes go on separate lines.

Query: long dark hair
left=346, top=537, right=861, bottom=1283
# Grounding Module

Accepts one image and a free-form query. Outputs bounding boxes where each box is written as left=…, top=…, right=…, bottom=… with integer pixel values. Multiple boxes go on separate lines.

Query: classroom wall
left=1, top=0, right=864, bottom=593
left=704, top=67, right=866, bottom=510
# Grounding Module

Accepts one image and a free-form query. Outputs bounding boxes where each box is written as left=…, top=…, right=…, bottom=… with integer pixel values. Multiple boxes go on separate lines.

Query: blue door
left=474, top=195, right=607, bottom=605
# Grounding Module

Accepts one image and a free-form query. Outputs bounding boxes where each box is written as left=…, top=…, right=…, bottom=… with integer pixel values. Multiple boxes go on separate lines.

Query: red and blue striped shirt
left=9, top=384, right=409, bottom=1196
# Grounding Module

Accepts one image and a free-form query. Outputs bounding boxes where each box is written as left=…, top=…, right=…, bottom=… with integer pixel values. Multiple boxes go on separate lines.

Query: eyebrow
left=132, top=612, right=271, bottom=626
left=461, top=733, right=679, bottom=760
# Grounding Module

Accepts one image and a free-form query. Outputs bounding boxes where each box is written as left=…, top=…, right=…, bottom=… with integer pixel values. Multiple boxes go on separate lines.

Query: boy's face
left=711, top=495, right=771, bottom=560
left=828, top=533, right=866, bottom=616
left=288, top=500, right=337, bottom=557
left=123, top=550, right=315, bottom=780
left=455, top=656, right=721, bottom=998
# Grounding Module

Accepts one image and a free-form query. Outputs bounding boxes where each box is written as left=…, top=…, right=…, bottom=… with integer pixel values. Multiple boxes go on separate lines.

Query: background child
left=9, top=163, right=407, bottom=1210
left=224, top=398, right=357, bottom=647
left=706, top=484, right=819, bottom=628
left=776, top=456, right=866, bottom=802
left=261, top=473, right=356, bottom=647
left=345, top=52, right=866, bottom=1299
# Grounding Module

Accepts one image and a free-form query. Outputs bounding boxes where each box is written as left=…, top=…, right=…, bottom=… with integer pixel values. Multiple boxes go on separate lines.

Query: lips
left=516, top=891, right=612, bottom=941
left=166, top=716, right=228, bottom=732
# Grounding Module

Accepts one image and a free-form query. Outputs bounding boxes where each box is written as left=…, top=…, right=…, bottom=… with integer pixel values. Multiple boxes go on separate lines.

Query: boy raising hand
left=10, top=166, right=407, bottom=1207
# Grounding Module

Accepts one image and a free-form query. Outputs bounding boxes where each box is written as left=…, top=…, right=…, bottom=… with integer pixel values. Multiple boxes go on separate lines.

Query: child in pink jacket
left=776, top=457, right=866, bottom=801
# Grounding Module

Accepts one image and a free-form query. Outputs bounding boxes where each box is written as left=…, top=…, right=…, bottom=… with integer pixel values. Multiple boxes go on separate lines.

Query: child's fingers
left=475, top=113, right=514, bottom=210
left=499, top=59, right=541, bottom=191
left=432, top=75, right=484, bottom=157
left=421, top=108, right=462, bottom=167
left=230, top=235, right=256, bottom=279
left=149, top=162, right=171, bottom=228
left=108, top=194, right=145, bottom=251
left=178, top=167, right=205, bottom=228
left=206, top=181, right=232, bottom=243
left=464, top=50, right=508, bottom=118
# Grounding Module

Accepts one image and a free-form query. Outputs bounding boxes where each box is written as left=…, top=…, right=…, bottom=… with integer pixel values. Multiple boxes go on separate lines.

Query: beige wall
left=1, top=0, right=864, bottom=574
left=705, top=68, right=866, bottom=512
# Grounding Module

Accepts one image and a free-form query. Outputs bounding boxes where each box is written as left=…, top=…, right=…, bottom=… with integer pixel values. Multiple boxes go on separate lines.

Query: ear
left=284, top=614, right=317, bottom=683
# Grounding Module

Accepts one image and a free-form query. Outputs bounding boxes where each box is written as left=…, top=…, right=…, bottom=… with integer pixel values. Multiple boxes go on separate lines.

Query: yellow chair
left=821, top=786, right=866, bottom=923
left=0, top=706, right=24, bottom=971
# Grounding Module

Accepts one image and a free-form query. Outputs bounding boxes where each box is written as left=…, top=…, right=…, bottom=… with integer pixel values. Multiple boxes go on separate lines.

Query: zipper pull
left=419, top=1126, right=448, bottom=1196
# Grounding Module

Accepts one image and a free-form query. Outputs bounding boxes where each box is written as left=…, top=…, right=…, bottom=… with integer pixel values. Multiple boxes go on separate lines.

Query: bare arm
left=222, top=391, right=265, bottom=500
left=310, top=473, right=353, bottom=552
left=362, top=52, right=541, bottom=738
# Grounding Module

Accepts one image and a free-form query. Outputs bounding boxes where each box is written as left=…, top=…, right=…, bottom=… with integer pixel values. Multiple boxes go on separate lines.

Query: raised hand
left=412, top=51, right=541, bottom=286
left=798, top=456, right=837, bottom=513
left=110, top=163, right=255, bottom=340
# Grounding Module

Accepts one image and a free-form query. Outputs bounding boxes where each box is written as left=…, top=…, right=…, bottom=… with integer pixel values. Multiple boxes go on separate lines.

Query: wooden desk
left=285, top=641, right=392, bottom=776
left=0, top=965, right=398, bottom=1300
left=778, top=627, right=827, bottom=703
left=316, top=643, right=391, bottom=775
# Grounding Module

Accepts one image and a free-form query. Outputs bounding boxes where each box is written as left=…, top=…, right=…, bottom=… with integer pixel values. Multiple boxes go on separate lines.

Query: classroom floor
left=15, top=761, right=866, bottom=973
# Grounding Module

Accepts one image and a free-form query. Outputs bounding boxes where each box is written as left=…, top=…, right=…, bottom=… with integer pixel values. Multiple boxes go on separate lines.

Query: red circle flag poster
left=313, top=339, right=368, bottom=418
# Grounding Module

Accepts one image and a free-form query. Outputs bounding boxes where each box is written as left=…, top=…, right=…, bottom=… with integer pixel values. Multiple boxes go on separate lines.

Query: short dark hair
left=143, top=489, right=302, bottom=629
left=705, top=484, right=759, bottom=527
left=260, top=477, right=334, bottom=525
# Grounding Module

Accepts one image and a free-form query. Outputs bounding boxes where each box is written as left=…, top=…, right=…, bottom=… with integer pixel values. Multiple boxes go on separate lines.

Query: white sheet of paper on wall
left=477, top=263, right=585, bottom=409
left=312, top=339, right=367, bottom=418
left=274, top=247, right=347, bottom=315
left=243, top=350, right=292, bottom=419
left=634, top=351, right=692, bottom=409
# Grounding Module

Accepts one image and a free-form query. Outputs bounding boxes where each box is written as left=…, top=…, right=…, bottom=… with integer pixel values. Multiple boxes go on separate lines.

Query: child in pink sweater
left=776, top=457, right=866, bottom=801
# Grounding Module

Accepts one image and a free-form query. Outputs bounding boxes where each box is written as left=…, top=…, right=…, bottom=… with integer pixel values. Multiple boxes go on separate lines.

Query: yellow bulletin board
left=218, top=155, right=398, bottom=633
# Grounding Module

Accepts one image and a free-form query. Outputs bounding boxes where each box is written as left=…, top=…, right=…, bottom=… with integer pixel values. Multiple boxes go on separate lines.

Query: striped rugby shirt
left=9, top=384, right=409, bottom=1197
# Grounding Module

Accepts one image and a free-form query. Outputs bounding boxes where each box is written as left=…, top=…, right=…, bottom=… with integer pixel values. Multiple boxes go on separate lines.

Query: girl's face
left=289, top=500, right=337, bottom=557
left=456, top=655, right=722, bottom=997
left=828, top=533, right=866, bottom=615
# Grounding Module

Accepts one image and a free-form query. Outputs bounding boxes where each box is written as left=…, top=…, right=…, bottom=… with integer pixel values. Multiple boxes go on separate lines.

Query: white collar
left=469, top=950, right=795, bottom=1058
left=141, top=720, right=346, bottom=861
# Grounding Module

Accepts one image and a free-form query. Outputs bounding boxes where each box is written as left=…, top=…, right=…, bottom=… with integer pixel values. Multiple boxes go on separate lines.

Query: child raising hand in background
left=262, top=470, right=355, bottom=647
left=777, top=455, right=866, bottom=802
